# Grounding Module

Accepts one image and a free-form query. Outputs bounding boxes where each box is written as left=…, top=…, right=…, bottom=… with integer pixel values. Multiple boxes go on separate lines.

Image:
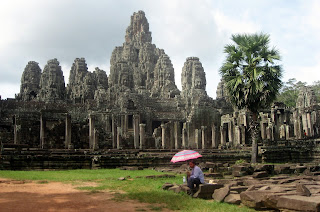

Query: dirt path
left=0, top=178, right=171, bottom=212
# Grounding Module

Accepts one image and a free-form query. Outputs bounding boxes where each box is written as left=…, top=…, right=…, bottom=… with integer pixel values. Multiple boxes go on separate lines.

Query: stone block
left=240, top=190, right=273, bottom=209
left=162, top=183, right=174, bottom=190
left=252, top=171, right=269, bottom=178
left=193, top=183, right=224, bottom=199
left=213, top=185, right=230, bottom=202
left=296, top=184, right=311, bottom=197
left=224, top=194, right=241, bottom=205
left=230, top=186, right=249, bottom=193
left=277, top=195, right=320, bottom=212
left=253, top=164, right=274, bottom=174
left=168, top=185, right=181, bottom=193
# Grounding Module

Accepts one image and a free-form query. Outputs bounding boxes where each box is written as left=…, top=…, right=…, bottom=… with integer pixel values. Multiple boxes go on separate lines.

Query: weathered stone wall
left=1, top=10, right=320, bottom=170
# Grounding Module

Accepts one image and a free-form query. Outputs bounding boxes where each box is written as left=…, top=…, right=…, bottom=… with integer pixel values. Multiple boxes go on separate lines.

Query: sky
left=1, top=0, right=320, bottom=99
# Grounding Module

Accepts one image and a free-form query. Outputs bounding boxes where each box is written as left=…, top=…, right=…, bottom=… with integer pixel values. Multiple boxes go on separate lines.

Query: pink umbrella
left=170, top=150, right=202, bottom=163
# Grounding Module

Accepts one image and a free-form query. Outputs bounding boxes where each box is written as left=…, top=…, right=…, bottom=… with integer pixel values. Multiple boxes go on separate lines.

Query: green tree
left=220, top=33, right=283, bottom=163
left=276, top=78, right=306, bottom=107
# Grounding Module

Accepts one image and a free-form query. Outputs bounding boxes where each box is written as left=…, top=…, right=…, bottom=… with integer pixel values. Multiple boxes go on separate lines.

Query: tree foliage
left=220, top=32, right=283, bottom=163
left=220, top=33, right=283, bottom=113
left=276, top=78, right=306, bottom=107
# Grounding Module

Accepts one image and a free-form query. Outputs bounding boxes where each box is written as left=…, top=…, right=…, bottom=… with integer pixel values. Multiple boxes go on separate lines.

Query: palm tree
left=220, top=33, right=283, bottom=163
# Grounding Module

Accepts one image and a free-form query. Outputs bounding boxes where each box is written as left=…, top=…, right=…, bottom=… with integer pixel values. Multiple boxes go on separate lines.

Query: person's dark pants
left=187, top=177, right=201, bottom=194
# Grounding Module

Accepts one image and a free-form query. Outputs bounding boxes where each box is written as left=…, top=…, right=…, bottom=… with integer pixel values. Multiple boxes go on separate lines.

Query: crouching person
left=187, top=160, right=204, bottom=196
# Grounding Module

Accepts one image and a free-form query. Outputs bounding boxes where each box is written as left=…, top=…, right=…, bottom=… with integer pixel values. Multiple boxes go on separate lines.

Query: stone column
left=117, top=127, right=122, bottom=149
left=279, top=124, right=285, bottom=139
left=220, top=126, right=226, bottom=146
left=212, top=124, right=217, bottom=148
left=285, top=125, right=290, bottom=140
left=261, top=123, right=267, bottom=140
left=235, top=126, right=241, bottom=146
left=139, top=123, right=146, bottom=149
left=182, top=123, right=188, bottom=148
left=228, top=122, right=233, bottom=146
left=89, top=115, right=95, bottom=150
left=161, top=124, right=166, bottom=149
left=307, top=113, right=312, bottom=136
left=195, top=129, right=200, bottom=149
left=201, top=126, right=207, bottom=149
left=302, top=113, right=308, bottom=136
left=112, top=115, right=117, bottom=149
left=240, top=125, right=246, bottom=145
left=65, top=114, right=71, bottom=149
left=174, top=121, right=180, bottom=149
left=13, top=116, right=19, bottom=144
left=40, top=115, right=45, bottom=149
left=133, top=115, right=140, bottom=149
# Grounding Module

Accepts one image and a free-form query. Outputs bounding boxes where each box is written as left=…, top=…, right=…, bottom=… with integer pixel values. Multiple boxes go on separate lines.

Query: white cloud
left=212, top=10, right=259, bottom=35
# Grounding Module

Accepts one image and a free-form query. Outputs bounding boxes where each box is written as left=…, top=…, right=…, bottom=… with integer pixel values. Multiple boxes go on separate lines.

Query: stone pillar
left=212, top=124, right=217, bottom=148
left=139, top=123, right=146, bottom=149
left=240, top=125, right=246, bottom=145
left=261, top=123, right=267, bottom=140
left=133, top=115, right=140, bottom=149
left=302, top=113, right=308, bottom=136
left=279, top=124, right=285, bottom=139
left=285, top=125, right=290, bottom=140
left=65, top=114, right=71, bottom=149
left=235, top=126, right=241, bottom=146
left=174, top=121, right=180, bottom=149
left=112, top=115, right=117, bottom=149
left=228, top=122, right=233, bottom=145
left=307, top=113, right=312, bottom=136
left=201, top=126, right=207, bottom=149
left=182, top=123, right=188, bottom=148
left=117, top=127, right=122, bottom=149
left=161, top=124, right=166, bottom=149
left=89, top=115, right=95, bottom=150
left=220, top=126, right=226, bottom=146
left=40, top=115, right=45, bottom=149
left=195, top=129, right=200, bottom=149
left=13, top=116, right=19, bottom=144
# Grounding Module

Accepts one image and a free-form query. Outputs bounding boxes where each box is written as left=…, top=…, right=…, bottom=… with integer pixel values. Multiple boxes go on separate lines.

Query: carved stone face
left=194, top=77, right=204, bottom=89
left=121, top=73, right=129, bottom=87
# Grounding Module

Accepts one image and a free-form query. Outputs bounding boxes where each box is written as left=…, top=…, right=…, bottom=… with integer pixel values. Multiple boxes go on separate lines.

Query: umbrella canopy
left=170, top=150, right=202, bottom=163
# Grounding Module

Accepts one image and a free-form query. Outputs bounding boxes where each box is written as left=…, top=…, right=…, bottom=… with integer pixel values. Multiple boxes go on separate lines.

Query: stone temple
left=1, top=11, right=320, bottom=168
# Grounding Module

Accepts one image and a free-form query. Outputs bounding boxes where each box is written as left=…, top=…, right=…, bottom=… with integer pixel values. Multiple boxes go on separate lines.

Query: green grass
left=0, top=169, right=255, bottom=212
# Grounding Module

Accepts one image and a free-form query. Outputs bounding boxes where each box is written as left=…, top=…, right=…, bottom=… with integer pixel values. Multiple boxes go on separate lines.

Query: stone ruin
left=1, top=11, right=320, bottom=167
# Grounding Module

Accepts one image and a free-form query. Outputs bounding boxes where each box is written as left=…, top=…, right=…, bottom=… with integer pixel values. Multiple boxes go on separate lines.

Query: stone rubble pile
left=164, top=163, right=320, bottom=211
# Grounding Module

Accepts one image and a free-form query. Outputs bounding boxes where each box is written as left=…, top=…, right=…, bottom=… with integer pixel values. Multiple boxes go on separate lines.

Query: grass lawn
left=0, top=169, right=255, bottom=212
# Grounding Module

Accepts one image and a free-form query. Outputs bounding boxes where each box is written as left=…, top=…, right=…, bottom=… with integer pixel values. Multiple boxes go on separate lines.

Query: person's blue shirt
left=190, top=165, right=205, bottom=184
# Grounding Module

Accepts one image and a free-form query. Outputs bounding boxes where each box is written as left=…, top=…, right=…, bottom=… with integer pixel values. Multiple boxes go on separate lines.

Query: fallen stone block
left=297, top=184, right=311, bottom=197
left=162, top=183, right=174, bottom=190
left=230, top=186, right=249, bottom=193
left=168, top=185, right=181, bottom=193
left=213, top=185, right=230, bottom=202
left=252, top=171, right=268, bottom=178
left=240, top=190, right=273, bottom=209
left=224, top=194, right=241, bottom=205
left=243, top=179, right=261, bottom=186
left=193, top=183, right=224, bottom=199
left=259, top=186, right=271, bottom=191
left=277, top=195, right=320, bottom=212
left=253, top=164, right=274, bottom=174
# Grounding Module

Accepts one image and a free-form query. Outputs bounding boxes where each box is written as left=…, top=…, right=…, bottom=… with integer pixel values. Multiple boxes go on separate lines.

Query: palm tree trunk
left=250, top=112, right=259, bottom=163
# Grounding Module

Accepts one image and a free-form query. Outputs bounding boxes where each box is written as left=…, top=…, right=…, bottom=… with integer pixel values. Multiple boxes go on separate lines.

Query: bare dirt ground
left=0, top=178, right=171, bottom=212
